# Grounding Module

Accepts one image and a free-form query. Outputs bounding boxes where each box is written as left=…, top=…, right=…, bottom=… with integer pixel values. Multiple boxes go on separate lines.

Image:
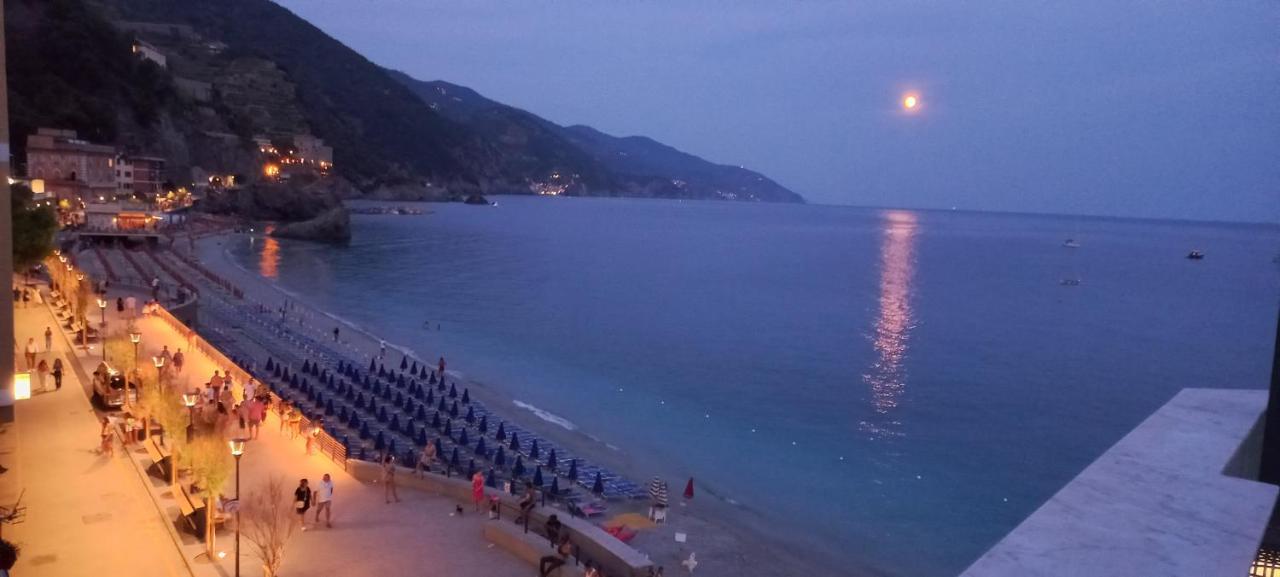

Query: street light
left=229, top=439, right=246, bottom=577
left=153, top=355, right=166, bottom=384
left=128, top=329, right=141, bottom=409
left=97, top=297, right=108, bottom=359
left=182, top=392, right=198, bottom=442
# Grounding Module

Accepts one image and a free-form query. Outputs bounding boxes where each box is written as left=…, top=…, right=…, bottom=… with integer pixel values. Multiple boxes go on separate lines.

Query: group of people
left=293, top=473, right=336, bottom=531
left=23, top=327, right=64, bottom=393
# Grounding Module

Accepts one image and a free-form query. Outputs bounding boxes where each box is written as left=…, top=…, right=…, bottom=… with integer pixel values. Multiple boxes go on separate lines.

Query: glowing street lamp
left=128, top=329, right=142, bottom=409
left=97, top=298, right=108, bottom=360
left=183, top=392, right=199, bottom=442
left=229, top=439, right=246, bottom=577
left=153, top=355, right=166, bottom=383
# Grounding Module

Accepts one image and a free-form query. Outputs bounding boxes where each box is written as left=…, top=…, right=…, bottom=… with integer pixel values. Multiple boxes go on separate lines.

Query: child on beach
left=381, top=454, right=400, bottom=504
left=99, top=417, right=115, bottom=457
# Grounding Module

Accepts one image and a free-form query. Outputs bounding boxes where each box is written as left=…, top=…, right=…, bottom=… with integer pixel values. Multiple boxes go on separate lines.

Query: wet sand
left=192, top=230, right=861, bottom=577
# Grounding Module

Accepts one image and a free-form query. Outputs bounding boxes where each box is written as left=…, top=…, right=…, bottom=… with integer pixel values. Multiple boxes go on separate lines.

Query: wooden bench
left=174, top=483, right=202, bottom=536
left=144, top=437, right=172, bottom=480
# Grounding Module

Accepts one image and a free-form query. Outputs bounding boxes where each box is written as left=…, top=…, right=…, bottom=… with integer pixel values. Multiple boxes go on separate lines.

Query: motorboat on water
left=1060, top=278, right=1082, bottom=286
left=1186, top=250, right=1205, bottom=260
left=1063, top=239, right=1081, bottom=248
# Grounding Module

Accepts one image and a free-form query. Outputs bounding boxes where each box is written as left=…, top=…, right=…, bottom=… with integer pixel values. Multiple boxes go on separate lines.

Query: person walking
left=52, top=358, right=64, bottom=391
left=243, top=378, right=257, bottom=405
left=246, top=397, right=265, bottom=439
left=294, top=478, right=312, bottom=530
left=314, top=473, right=334, bottom=528
left=381, top=453, right=400, bottom=504
left=471, top=469, right=486, bottom=512
left=116, top=297, right=124, bottom=313
left=43, top=326, right=52, bottom=354
left=35, top=359, right=49, bottom=392
left=415, top=440, right=437, bottom=477
left=23, top=338, right=37, bottom=370
left=172, top=348, right=185, bottom=375
left=305, top=418, right=323, bottom=456
left=437, top=356, right=446, bottom=377
left=100, top=417, right=115, bottom=457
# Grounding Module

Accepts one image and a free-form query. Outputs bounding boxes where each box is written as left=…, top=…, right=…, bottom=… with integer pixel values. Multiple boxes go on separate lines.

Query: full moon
left=902, top=94, right=919, bottom=110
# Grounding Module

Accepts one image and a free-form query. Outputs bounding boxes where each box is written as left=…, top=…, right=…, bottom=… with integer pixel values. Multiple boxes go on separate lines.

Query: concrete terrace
left=961, top=388, right=1276, bottom=577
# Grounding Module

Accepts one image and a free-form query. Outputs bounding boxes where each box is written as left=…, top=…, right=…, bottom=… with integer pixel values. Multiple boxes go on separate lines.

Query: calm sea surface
left=231, top=196, right=1280, bottom=576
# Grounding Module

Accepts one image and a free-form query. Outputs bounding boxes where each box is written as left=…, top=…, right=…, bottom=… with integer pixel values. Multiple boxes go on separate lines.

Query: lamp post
left=229, top=439, right=245, bottom=577
left=128, top=329, right=141, bottom=409
left=182, top=392, right=198, bottom=442
left=97, top=298, right=108, bottom=360
left=153, top=355, right=166, bottom=384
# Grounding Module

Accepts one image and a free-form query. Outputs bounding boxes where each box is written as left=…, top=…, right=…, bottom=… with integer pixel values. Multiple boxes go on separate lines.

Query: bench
left=144, top=437, right=172, bottom=480
left=174, top=483, right=202, bottom=536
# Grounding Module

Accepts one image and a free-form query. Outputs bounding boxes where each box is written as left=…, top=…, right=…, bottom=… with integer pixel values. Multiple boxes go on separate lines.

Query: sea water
left=230, top=196, right=1280, bottom=576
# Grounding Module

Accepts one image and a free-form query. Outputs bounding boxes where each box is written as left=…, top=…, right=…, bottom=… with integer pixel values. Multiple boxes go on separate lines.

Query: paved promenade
left=1, top=289, right=188, bottom=577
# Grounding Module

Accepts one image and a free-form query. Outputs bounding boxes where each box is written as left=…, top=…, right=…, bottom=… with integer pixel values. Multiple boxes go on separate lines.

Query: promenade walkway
left=1, top=287, right=188, bottom=577
left=127, top=309, right=529, bottom=576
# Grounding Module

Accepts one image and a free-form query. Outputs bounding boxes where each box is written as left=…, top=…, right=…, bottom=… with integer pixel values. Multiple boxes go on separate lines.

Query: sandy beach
left=189, top=229, right=860, bottom=577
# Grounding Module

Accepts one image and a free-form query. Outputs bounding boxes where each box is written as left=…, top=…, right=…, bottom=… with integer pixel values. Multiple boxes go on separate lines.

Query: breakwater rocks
left=270, top=207, right=352, bottom=244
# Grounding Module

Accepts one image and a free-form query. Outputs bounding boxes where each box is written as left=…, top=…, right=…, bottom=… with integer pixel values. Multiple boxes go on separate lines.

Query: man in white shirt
left=313, top=473, right=334, bottom=528
left=243, top=378, right=257, bottom=403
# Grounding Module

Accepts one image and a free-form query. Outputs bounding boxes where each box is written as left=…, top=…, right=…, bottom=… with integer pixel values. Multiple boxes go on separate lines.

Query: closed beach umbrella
left=411, top=361, right=418, bottom=374
left=302, top=360, right=311, bottom=374
left=266, top=358, right=275, bottom=372
left=592, top=472, right=604, bottom=495
left=400, top=357, right=408, bottom=371
left=546, top=449, right=558, bottom=470
left=425, top=390, right=434, bottom=405
left=494, top=447, right=506, bottom=467
left=449, top=401, right=459, bottom=418
left=389, top=414, right=400, bottom=432
left=529, top=440, right=540, bottom=461
left=532, top=466, right=544, bottom=487
left=374, top=431, right=386, bottom=451
left=513, top=456, right=526, bottom=478
left=415, top=405, right=427, bottom=421
left=459, top=428, right=470, bottom=446
left=509, top=432, right=520, bottom=451
left=431, top=412, right=442, bottom=430
left=467, top=458, right=476, bottom=478
left=567, top=459, right=578, bottom=482
left=449, top=383, right=458, bottom=398
left=369, top=358, right=376, bottom=373
left=550, top=476, right=560, bottom=496
left=462, top=389, right=470, bottom=404
left=647, top=478, right=669, bottom=506
left=486, top=468, right=497, bottom=488
left=416, top=427, right=428, bottom=446
left=495, top=422, right=506, bottom=441
left=464, top=406, right=475, bottom=424
left=437, top=397, right=446, bottom=412
left=450, top=447, right=460, bottom=470
left=360, top=421, right=371, bottom=440
left=476, top=437, right=487, bottom=456
left=443, top=419, right=452, bottom=438
left=479, top=416, right=489, bottom=434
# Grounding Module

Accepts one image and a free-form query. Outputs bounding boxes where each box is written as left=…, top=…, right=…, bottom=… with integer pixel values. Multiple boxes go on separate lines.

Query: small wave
left=512, top=400, right=578, bottom=431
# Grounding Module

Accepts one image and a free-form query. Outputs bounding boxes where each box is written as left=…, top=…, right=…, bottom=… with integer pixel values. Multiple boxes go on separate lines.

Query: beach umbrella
left=509, top=432, right=520, bottom=451
left=550, top=476, right=560, bottom=496
left=369, top=358, right=377, bottom=373
left=494, top=447, right=506, bottom=467
left=377, top=406, right=388, bottom=423
left=513, top=456, right=526, bottom=478
left=546, top=449, right=557, bottom=471
left=437, top=397, right=447, bottom=412
left=272, top=364, right=281, bottom=379
left=411, top=361, right=418, bottom=374
left=464, top=406, right=475, bottom=424
left=449, top=448, right=460, bottom=470
left=592, top=472, right=604, bottom=495
left=462, top=389, right=470, bottom=404
left=302, top=360, right=311, bottom=374
left=374, top=431, right=386, bottom=451
left=479, top=416, right=489, bottom=434
left=415, top=405, right=427, bottom=422
left=389, top=414, right=400, bottom=432
left=388, top=439, right=397, bottom=456
left=495, top=422, right=506, bottom=441
left=459, top=428, right=470, bottom=446
left=486, top=468, right=498, bottom=488
left=431, top=412, right=442, bottom=429
left=266, top=358, right=275, bottom=372
left=437, top=379, right=446, bottom=393
left=337, top=360, right=345, bottom=373
left=425, top=390, right=434, bottom=405
left=567, top=460, right=578, bottom=482
left=529, top=440, right=540, bottom=461
left=434, top=437, right=445, bottom=457
left=476, top=436, right=487, bottom=455
left=416, top=427, right=428, bottom=446
left=290, top=373, right=300, bottom=388
left=449, top=383, right=458, bottom=399
left=363, top=375, right=371, bottom=388
left=426, top=370, right=435, bottom=383
left=683, top=478, right=695, bottom=500
left=647, top=478, right=669, bottom=506
left=467, top=459, right=476, bottom=478
left=338, top=407, right=349, bottom=422
left=443, top=419, right=453, bottom=438
left=532, top=466, right=544, bottom=488
left=400, top=357, right=408, bottom=371
left=348, top=412, right=360, bottom=428
left=325, top=399, right=336, bottom=416
left=449, top=401, right=459, bottom=418
left=397, top=374, right=405, bottom=388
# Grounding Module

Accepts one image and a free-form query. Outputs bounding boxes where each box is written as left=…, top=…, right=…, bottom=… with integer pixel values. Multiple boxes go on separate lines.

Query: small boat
left=1186, top=251, right=1205, bottom=260
left=1059, top=278, right=1081, bottom=286
left=1063, top=239, right=1080, bottom=248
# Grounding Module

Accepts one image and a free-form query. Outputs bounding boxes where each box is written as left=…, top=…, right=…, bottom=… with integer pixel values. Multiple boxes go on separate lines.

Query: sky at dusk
left=276, top=1, right=1280, bottom=223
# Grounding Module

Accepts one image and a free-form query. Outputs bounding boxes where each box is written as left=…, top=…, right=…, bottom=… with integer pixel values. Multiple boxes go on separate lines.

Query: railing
left=152, top=303, right=347, bottom=469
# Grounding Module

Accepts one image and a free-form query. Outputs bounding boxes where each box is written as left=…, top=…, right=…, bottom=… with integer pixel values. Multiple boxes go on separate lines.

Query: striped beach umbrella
left=647, top=478, right=669, bottom=506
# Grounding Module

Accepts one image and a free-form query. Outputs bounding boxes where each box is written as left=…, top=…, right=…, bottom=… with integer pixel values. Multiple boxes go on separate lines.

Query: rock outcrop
left=269, top=207, right=351, bottom=244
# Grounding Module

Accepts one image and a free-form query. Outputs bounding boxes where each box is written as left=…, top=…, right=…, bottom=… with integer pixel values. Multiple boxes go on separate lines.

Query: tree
left=10, top=184, right=56, bottom=271
left=137, top=371, right=188, bottom=483
left=181, top=436, right=233, bottom=556
left=242, top=476, right=299, bottom=577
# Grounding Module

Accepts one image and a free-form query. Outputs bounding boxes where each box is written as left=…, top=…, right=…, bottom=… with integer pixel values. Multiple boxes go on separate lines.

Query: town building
left=115, top=155, right=166, bottom=197
left=25, top=128, right=117, bottom=202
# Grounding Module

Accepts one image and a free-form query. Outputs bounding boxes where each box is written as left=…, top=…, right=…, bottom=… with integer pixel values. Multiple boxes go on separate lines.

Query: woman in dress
left=294, top=478, right=312, bottom=530
left=471, top=470, right=485, bottom=512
